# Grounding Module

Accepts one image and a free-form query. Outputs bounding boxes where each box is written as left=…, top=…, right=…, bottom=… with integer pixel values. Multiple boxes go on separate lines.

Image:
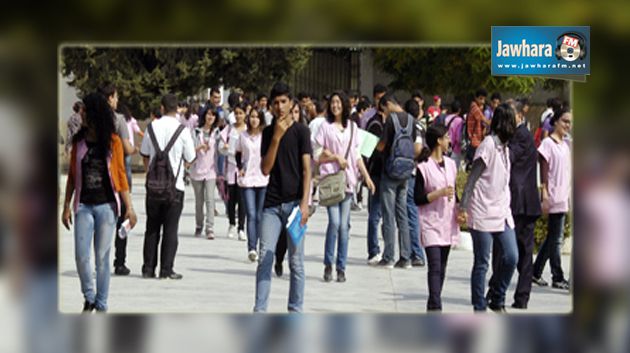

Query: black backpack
left=146, top=123, right=186, bottom=202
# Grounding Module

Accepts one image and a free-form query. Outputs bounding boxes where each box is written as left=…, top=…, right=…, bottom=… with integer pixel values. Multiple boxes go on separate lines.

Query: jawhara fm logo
left=555, top=32, right=587, bottom=62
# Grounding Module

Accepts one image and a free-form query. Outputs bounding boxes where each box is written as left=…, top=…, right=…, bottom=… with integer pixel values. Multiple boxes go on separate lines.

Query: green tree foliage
left=61, top=46, right=312, bottom=119
left=373, top=47, right=562, bottom=99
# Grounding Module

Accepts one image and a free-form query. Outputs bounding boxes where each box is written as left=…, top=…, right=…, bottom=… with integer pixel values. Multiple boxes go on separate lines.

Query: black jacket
left=508, top=123, right=542, bottom=217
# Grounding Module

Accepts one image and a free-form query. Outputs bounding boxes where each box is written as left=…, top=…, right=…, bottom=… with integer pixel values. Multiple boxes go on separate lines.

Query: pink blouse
left=314, top=120, right=360, bottom=193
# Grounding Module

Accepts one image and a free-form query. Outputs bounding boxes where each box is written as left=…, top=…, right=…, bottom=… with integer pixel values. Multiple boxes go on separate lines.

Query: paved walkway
left=59, top=174, right=572, bottom=314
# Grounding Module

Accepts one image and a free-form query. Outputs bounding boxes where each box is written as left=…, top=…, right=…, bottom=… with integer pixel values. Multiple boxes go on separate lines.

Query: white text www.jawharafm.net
left=496, top=63, right=587, bottom=69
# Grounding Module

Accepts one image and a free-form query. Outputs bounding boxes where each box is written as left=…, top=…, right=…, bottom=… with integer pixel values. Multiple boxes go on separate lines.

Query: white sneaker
left=248, top=250, right=258, bottom=262
left=238, top=230, right=247, bottom=241
left=227, top=225, right=236, bottom=238
left=367, top=253, right=382, bottom=265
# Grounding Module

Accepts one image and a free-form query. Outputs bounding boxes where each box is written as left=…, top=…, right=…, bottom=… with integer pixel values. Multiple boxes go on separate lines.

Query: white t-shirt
left=140, top=115, right=196, bottom=191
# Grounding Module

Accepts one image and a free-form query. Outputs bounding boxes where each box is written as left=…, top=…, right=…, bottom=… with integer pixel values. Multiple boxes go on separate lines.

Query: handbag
left=318, top=123, right=354, bottom=207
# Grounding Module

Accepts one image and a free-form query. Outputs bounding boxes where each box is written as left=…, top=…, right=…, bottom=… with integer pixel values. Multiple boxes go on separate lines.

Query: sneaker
left=351, top=203, right=360, bottom=211
left=336, top=269, right=346, bottom=283
left=411, top=258, right=426, bottom=267
left=394, top=259, right=412, bottom=269
left=274, top=262, right=283, bottom=277
left=552, top=279, right=570, bottom=290
left=114, top=265, right=131, bottom=276
left=82, top=300, right=95, bottom=313
left=367, top=253, right=382, bottom=265
left=159, top=271, right=183, bottom=280
left=248, top=250, right=258, bottom=262
left=376, top=259, right=395, bottom=269
left=532, top=276, right=549, bottom=287
left=227, top=225, right=236, bottom=238
left=194, top=227, right=202, bottom=237
left=238, top=230, right=247, bottom=241
left=206, top=229, right=215, bottom=240
left=323, top=265, right=333, bottom=282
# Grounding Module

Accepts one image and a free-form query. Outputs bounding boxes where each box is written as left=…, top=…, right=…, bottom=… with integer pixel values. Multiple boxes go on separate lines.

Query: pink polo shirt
left=417, top=156, right=460, bottom=247
left=467, top=135, right=514, bottom=232
left=236, top=130, right=269, bottom=188
left=190, top=128, right=218, bottom=181
left=539, top=136, right=571, bottom=213
left=314, top=120, right=360, bottom=193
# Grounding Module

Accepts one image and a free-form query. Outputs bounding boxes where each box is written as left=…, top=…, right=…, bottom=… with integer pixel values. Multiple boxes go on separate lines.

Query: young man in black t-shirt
left=253, top=82, right=312, bottom=313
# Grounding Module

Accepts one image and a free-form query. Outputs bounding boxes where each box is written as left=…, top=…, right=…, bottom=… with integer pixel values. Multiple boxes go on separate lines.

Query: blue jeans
left=243, top=187, right=267, bottom=252
left=124, top=155, right=132, bottom=192
left=74, top=203, right=116, bottom=311
left=324, top=194, right=352, bottom=271
left=254, top=200, right=305, bottom=313
left=470, top=223, right=518, bottom=311
left=407, top=176, right=425, bottom=261
left=366, top=187, right=382, bottom=258
left=533, top=213, right=566, bottom=283
left=380, top=174, right=411, bottom=262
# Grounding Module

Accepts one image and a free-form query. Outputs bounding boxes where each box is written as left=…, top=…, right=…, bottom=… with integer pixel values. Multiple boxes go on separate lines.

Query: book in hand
left=286, top=206, right=307, bottom=245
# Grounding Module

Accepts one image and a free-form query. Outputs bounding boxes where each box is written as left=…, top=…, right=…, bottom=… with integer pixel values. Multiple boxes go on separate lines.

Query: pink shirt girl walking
left=314, top=91, right=375, bottom=283
left=236, top=108, right=269, bottom=262
left=190, top=105, right=221, bottom=239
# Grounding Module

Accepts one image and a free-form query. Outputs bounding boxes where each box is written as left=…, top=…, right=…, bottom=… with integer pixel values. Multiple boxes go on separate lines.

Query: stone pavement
left=59, top=174, right=572, bottom=314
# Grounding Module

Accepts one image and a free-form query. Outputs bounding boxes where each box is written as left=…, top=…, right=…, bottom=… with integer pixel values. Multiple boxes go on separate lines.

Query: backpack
left=146, top=123, right=186, bottom=202
left=385, top=112, right=416, bottom=180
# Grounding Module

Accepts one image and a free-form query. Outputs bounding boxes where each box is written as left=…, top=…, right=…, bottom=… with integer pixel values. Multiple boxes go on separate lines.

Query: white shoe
left=248, top=250, right=258, bottom=262
left=227, top=225, right=236, bottom=238
left=238, top=230, right=247, bottom=241
left=367, top=253, right=382, bottom=265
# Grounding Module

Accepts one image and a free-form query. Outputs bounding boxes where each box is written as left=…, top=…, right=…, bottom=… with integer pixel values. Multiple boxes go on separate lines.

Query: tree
left=61, top=46, right=312, bottom=119
left=373, top=47, right=564, bottom=102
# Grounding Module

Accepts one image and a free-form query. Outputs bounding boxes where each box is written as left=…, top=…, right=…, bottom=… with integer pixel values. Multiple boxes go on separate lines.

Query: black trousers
left=425, top=246, right=451, bottom=311
left=491, top=215, right=538, bottom=306
left=114, top=201, right=127, bottom=267
left=227, top=184, right=245, bottom=231
left=142, top=191, right=184, bottom=275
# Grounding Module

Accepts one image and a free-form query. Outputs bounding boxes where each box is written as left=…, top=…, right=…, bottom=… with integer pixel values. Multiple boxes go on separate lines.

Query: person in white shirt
left=139, top=94, right=196, bottom=280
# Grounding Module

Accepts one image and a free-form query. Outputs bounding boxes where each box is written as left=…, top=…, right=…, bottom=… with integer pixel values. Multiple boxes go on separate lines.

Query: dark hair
left=227, top=92, right=241, bottom=109
left=257, top=93, right=268, bottom=101
left=326, top=90, right=351, bottom=128
left=516, top=97, right=529, bottom=106
left=314, top=100, right=326, bottom=115
left=247, top=108, right=266, bottom=133
left=269, top=82, right=292, bottom=102
left=198, top=104, right=219, bottom=130
left=450, top=100, right=462, bottom=114
left=290, top=99, right=308, bottom=125
left=417, top=124, right=449, bottom=163
left=210, top=87, right=221, bottom=96
left=151, top=107, right=162, bottom=119
left=404, top=99, right=420, bottom=118
left=411, top=90, right=424, bottom=100
left=77, top=92, right=115, bottom=158
left=161, top=94, right=178, bottom=114
left=378, top=93, right=399, bottom=110
left=297, top=91, right=310, bottom=100
left=117, top=103, right=132, bottom=122
left=349, top=90, right=360, bottom=99
left=360, top=95, right=372, bottom=105
left=490, top=92, right=502, bottom=101
left=97, top=81, right=116, bottom=99
left=550, top=105, right=570, bottom=128
left=233, top=101, right=248, bottom=114
left=490, top=103, right=516, bottom=144
left=373, top=83, right=387, bottom=97
left=356, top=100, right=370, bottom=113
left=73, top=101, right=85, bottom=113
left=513, top=101, right=525, bottom=115
left=475, top=88, right=488, bottom=98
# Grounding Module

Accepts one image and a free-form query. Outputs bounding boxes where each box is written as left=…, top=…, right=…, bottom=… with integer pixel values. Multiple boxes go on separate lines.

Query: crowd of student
left=62, top=80, right=572, bottom=313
